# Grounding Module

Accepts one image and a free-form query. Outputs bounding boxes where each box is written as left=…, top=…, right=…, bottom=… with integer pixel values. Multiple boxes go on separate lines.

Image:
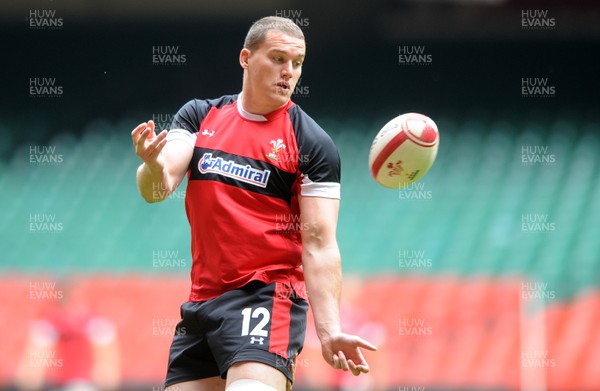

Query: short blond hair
left=243, top=16, right=304, bottom=51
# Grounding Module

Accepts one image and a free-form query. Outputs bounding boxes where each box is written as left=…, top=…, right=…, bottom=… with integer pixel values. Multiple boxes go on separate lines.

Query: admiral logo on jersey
left=198, top=153, right=271, bottom=188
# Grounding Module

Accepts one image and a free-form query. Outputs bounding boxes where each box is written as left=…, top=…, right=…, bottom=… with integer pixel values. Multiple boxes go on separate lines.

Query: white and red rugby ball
left=368, top=113, right=439, bottom=189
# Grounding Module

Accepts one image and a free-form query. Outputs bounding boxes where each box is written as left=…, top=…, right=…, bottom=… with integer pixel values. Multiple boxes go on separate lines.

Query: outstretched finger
left=147, top=134, right=168, bottom=159
left=131, top=122, right=148, bottom=143
left=147, top=120, right=155, bottom=133
left=148, top=129, right=168, bottom=150
left=136, top=125, right=153, bottom=151
left=355, top=337, right=378, bottom=351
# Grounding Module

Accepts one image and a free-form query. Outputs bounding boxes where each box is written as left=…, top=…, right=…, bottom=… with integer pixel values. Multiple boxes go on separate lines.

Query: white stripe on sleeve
left=167, top=128, right=197, bottom=148
left=300, top=175, right=341, bottom=199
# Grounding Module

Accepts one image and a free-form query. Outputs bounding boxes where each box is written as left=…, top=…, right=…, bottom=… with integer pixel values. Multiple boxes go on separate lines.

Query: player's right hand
left=131, top=120, right=168, bottom=171
left=320, top=332, right=377, bottom=376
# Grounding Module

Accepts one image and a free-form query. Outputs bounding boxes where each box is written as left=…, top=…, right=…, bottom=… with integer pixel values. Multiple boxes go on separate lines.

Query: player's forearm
left=303, top=245, right=343, bottom=342
left=136, top=162, right=174, bottom=203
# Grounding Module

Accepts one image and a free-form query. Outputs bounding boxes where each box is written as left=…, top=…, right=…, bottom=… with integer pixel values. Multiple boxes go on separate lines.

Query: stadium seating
left=1, top=111, right=599, bottom=390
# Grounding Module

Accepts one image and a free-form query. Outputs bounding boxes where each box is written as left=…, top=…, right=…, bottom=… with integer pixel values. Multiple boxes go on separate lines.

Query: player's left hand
left=320, top=332, right=377, bottom=376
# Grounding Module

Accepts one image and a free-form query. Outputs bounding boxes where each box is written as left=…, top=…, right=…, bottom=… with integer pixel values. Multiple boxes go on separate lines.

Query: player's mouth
left=275, top=81, right=291, bottom=94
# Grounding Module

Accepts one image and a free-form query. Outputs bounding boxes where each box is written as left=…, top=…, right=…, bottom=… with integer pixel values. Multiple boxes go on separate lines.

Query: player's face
left=242, top=31, right=305, bottom=113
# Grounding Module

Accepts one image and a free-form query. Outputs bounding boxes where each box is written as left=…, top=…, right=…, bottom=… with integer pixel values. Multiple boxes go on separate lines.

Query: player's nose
left=280, top=61, right=293, bottom=79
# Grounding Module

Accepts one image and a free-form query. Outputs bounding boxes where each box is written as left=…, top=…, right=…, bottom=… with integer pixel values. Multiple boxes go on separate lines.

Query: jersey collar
left=237, top=93, right=294, bottom=122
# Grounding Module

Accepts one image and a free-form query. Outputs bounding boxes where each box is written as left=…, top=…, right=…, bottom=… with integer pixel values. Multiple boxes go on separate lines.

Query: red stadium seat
left=3, top=275, right=599, bottom=391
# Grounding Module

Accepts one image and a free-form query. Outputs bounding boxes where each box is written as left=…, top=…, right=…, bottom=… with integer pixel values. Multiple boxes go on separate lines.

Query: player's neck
left=239, top=90, right=288, bottom=116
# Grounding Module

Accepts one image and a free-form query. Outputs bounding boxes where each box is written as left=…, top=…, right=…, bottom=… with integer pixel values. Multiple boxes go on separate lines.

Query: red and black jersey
left=167, top=94, right=340, bottom=302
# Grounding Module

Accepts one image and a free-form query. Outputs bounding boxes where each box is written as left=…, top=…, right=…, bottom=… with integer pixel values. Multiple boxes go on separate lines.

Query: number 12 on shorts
left=240, top=307, right=270, bottom=337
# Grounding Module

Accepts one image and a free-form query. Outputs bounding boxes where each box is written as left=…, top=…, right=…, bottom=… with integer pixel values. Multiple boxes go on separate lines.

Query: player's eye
left=294, top=61, right=303, bottom=68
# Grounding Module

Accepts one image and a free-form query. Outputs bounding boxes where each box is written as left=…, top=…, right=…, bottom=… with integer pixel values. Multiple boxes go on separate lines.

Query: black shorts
left=165, top=280, right=309, bottom=387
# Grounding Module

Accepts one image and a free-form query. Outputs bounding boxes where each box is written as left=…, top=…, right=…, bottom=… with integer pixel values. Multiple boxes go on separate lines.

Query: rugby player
left=132, top=16, right=376, bottom=391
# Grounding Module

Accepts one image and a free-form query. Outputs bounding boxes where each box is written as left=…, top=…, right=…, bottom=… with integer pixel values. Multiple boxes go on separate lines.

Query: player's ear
left=240, top=48, right=251, bottom=69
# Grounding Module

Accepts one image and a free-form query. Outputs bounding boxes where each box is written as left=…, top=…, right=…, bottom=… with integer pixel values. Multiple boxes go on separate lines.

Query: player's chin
left=271, top=90, right=292, bottom=104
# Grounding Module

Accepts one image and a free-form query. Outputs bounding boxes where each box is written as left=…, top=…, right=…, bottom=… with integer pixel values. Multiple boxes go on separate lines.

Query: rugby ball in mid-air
left=368, top=113, right=439, bottom=189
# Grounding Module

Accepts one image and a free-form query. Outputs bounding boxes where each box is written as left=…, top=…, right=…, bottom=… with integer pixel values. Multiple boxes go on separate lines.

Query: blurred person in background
left=14, top=290, right=120, bottom=391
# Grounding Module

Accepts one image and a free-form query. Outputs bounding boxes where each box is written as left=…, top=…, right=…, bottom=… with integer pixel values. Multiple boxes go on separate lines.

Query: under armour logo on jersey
left=250, top=336, right=264, bottom=345
left=201, top=129, right=215, bottom=137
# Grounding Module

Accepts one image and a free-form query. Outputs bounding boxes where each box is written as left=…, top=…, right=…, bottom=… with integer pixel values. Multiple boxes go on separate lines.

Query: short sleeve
left=170, top=99, right=211, bottom=134
left=166, top=99, right=209, bottom=148
left=290, top=106, right=341, bottom=199
left=167, top=96, right=238, bottom=148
